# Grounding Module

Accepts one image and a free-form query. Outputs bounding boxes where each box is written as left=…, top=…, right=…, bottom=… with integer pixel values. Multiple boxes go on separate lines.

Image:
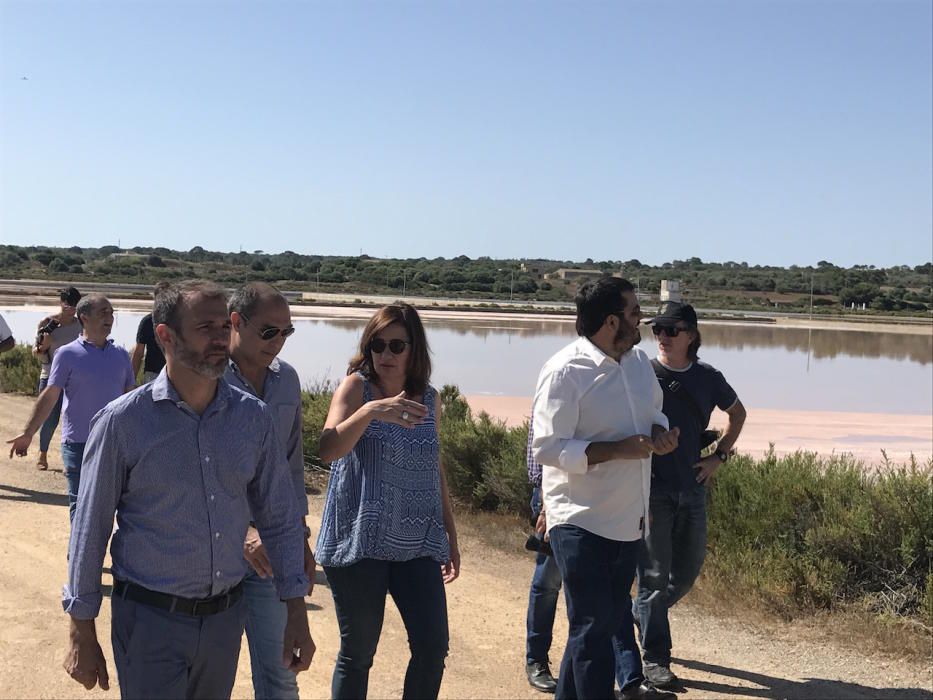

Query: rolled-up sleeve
left=532, top=366, right=590, bottom=475
left=248, top=411, right=309, bottom=599
left=62, top=409, right=125, bottom=619
left=285, top=380, right=308, bottom=516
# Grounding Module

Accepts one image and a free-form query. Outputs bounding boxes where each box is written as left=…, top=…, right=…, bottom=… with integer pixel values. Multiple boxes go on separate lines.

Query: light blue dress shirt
left=63, top=371, right=308, bottom=619
left=225, top=357, right=307, bottom=515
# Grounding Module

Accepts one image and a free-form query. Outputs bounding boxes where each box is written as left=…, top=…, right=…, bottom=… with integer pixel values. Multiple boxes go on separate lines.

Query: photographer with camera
left=32, top=287, right=83, bottom=470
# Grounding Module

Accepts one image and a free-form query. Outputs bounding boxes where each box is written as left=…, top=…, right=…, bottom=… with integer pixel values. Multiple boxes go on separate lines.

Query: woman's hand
left=367, top=391, right=429, bottom=428
left=442, top=538, right=461, bottom=584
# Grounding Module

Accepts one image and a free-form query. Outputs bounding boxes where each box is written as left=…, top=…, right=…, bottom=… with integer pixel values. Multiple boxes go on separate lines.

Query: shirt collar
left=151, top=370, right=231, bottom=411
left=577, top=337, right=619, bottom=367
left=78, top=337, right=114, bottom=349
left=229, top=356, right=281, bottom=375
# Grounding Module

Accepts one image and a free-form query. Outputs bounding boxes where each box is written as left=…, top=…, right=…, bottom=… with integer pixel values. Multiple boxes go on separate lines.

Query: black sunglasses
left=651, top=325, right=687, bottom=338
left=369, top=338, right=411, bottom=355
left=241, top=314, right=296, bottom=341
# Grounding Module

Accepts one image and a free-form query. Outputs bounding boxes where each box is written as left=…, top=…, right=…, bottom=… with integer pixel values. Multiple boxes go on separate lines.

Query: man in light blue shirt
left=61, top=280, right=315, bottom=699
left=226, top=281, right=315, bottom=700
left=7, top=294, right=135, bottom=520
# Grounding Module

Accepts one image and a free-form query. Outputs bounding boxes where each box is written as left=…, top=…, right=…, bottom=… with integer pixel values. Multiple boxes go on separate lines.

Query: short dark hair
left=348, top=303, right=432, bottom=396
left=74, top=294, right=108, bottom=327
left=59, top=286, right=81, bottom=307
left=228, top=282, right=286, bottom=318
left=574, top=277, right=635, bottom=337
left=152, top=281, right=171, bottom=299
left=153, top=280, right=227, bottom=336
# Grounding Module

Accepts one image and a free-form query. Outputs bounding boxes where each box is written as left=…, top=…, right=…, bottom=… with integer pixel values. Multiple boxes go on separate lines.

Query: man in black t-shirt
left=132, top=285, right=169, bottom=383
left=616, top=302, right=746, bottom=692
left=132, top=313, right=165, bottom=383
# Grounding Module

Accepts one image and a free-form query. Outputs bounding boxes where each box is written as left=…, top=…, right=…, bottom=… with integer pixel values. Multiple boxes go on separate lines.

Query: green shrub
left=0, top=344, right=40, bottom=394
left=706, top=449, right=933, bottom=620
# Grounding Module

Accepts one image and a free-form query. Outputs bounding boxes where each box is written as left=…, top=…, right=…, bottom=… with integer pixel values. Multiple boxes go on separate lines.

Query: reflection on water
left=2, top=308, right=931, bottom=415
left=319, top=317, right=933, bottom=364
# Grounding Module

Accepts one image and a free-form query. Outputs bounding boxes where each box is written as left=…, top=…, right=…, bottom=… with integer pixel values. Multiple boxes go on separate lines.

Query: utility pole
left=809, top=271, right=815, bottom=321
left=509, top=269, right=514, bottom=302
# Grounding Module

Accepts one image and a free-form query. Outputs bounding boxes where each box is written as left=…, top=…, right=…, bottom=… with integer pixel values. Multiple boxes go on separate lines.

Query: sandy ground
left=0, top=394, right=931, bottom=700
left=464, top=396, right=933, bottom=465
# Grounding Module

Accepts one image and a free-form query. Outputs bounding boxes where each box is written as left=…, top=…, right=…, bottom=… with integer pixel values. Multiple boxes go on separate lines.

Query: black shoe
left=618, top=681, right=677, bottom=700
left=643, top=663, right=680, bottom=690
left=526, top=661, right=557, bottom=693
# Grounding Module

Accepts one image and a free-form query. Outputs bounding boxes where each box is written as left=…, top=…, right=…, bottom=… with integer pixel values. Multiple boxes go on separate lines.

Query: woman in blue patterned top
left=317, top=302, right=460, bottom=700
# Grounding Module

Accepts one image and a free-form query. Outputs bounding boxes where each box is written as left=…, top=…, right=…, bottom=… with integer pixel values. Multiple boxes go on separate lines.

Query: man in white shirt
left=532, top=277, right=679, bottom=700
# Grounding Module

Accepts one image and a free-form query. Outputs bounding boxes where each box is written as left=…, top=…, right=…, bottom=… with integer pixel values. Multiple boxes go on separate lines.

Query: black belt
left=113, top=579, right=244, bottom=617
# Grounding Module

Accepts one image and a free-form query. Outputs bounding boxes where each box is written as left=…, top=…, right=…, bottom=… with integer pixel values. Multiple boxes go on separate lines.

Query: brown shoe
left=36, top=452, right=48, bottom=470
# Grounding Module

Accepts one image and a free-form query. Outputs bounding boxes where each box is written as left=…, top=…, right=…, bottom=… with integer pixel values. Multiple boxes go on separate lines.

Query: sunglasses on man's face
left=241, top=314, right=296, bottom=341
left=369, top=338, right=410, bottom=355
left=651, top=325, right=687, bottom=338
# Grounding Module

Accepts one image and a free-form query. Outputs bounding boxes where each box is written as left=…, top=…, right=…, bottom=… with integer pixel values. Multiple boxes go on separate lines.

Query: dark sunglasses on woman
left=369, top=338, right=410, bottom=355
left=242, top=314, right=296, bottom=341
left=651, top=325, right=686, bottom=338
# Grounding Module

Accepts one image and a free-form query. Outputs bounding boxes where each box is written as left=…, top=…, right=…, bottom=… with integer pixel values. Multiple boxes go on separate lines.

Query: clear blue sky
left=2, top=0, right=931, bottom=267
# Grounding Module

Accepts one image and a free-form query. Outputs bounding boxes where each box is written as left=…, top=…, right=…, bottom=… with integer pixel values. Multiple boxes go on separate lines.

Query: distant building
left=520, top=263, right=545, bottom=280
left=660, top=279, right=682, bottom=302
left=544, top=268, right=607, bottom=282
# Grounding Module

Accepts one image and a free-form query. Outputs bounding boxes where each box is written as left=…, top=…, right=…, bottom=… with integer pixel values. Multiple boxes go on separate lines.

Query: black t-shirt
left=651, top=359, right=737, bottom=493
left=136, top=313, right=166, bottom=373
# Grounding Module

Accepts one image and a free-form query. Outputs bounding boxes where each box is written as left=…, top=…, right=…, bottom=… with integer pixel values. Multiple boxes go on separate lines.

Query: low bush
left=0, top=344, right=40, bottom=394
left=706, top=449, right=932, bottom=624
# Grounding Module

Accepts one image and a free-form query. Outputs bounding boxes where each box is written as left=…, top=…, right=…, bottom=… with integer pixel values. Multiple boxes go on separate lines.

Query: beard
left=613, top=317, right=641, bottom=353
left=173, top=335, right=229, bottom=379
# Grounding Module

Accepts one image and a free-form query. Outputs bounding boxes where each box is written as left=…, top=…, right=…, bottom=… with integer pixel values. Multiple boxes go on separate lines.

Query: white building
left=660, top=279, right=682, bottom=302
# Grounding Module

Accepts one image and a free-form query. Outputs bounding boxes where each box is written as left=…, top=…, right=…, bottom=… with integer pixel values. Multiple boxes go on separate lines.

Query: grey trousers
left=111, top=594, right=247, bottom=699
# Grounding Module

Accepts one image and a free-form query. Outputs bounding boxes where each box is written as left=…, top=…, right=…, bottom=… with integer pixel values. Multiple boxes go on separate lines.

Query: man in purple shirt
left=7, top=294, right=135, bottom=520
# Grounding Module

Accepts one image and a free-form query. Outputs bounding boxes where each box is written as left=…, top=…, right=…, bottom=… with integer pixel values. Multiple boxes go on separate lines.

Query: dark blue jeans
left=324, top=557, right=449, bottom=700
left=634, top=487, right=708, bottom=666
left=60, top=441, right=85, bottom=523
left=36, top=377, right=63, bottom=453
left=526, top=487, right=562, bottom=665
left=549, top=524, right=640, bottom=700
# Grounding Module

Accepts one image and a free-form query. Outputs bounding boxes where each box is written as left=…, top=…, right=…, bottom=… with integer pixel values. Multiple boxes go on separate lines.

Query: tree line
left=0, top=244, right=930, bottom=314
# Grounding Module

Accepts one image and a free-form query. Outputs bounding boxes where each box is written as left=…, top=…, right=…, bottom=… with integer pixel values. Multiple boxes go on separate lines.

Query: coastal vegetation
left=1, top=243, right=931, bottom=316
left=1, top=348, right=929, bottom=639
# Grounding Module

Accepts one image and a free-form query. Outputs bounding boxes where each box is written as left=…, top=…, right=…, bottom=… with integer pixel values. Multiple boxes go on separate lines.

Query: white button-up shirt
left=532, top=337, right=667, bottom=542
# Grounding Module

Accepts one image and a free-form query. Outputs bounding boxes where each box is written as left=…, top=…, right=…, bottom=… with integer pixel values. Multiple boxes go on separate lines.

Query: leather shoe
left=643, top=663, right=680, bottom=690
left=526, top=661, right=557, bottom=693
left=618, top=681, right=676, bottom=700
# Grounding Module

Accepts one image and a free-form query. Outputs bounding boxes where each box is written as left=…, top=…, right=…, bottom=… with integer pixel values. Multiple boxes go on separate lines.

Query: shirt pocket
left=276, top=403, right=299, bottom=449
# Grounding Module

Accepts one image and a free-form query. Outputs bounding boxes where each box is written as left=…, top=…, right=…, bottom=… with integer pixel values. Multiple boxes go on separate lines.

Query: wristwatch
left=715, top=449, right=730, bottom=463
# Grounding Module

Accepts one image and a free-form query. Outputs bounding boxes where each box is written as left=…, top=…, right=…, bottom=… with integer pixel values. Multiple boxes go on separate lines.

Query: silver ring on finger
left=401, top=411, right=410, bottom=421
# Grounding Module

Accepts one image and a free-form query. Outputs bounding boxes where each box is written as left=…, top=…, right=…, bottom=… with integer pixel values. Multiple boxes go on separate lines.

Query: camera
left=35, top=318, right=61, bottom=351
left=525, top=532, right=553, bottom=557
left=38, top=318, right=61, bottom=336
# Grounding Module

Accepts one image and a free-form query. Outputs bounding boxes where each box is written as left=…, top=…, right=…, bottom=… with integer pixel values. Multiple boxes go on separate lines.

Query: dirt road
left=0, top=393, right=929, bottom=699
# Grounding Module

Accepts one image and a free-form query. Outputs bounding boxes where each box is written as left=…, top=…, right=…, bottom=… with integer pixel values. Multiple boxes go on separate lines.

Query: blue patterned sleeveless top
left=316, top=375, right=450, bottom=567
